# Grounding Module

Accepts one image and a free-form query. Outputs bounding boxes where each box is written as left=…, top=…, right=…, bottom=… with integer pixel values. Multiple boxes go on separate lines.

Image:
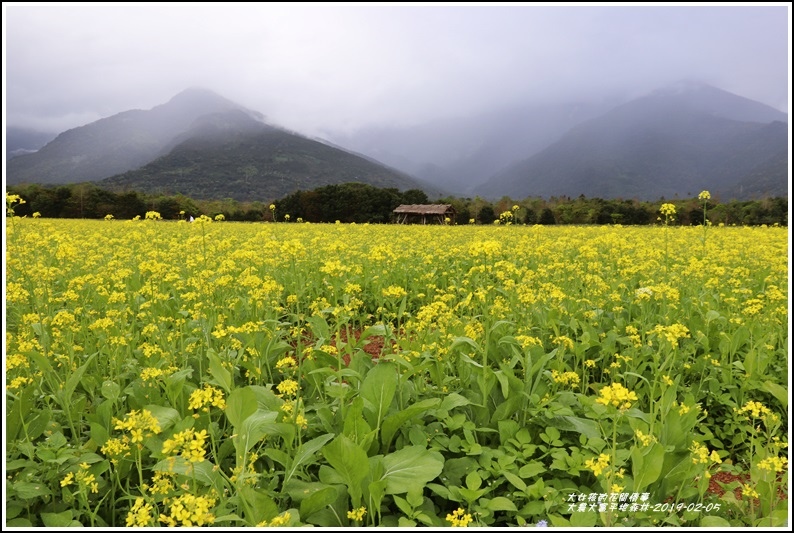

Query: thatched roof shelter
left=393, top=204, right=456, bottom=224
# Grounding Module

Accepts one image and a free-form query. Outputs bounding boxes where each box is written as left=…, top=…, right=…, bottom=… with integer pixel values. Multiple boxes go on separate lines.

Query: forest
left=5, top=182, right=789, bottom=226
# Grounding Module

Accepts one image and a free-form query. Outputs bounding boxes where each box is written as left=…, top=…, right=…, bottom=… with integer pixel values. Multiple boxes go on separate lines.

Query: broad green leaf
left=238, top=485, right=278, bottom=525
left=226, top=387, right=258, bottom=429
left=101, top=380, right=121, bottom=402
left=632, top=442, right=665, bottom=492
left=283, top=433, right=335, bottom=486
left=300, top=486, right=340, bottom=519
left=438, top=393, right=471, bottom=413
left=761, top=380, right=787, bottom=410
left=63, top=352, right=98, bottom=401
left=359, top=362, right=397, bottom=429
left=207, top=349, right=233, bottom=393
left=545, top=416, right=601, bottom=440
left=322, top=435, right=369, bottom=506
left=143, top=405, right=181, bottom=432
left=700, top=516, right=732, bottom=527
left=381, top=398, right=440, bottom=450
left=237, top=411, right=292, bottom=456
left=484, top=496, right=518, bottom=511
left=519, top=461, right=546, bottom=479
left=570, top=510, right=597, bottom=527
left=380, top=446, right=444, bottom=495
left=503, top=471, right=526, bottom=491
left=40, top=511, right=74, bottom=527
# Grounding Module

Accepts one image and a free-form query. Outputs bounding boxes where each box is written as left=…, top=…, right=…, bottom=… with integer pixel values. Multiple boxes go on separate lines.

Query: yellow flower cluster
left=741, top=483, right=759, bottom=499
left=100, top=437, right=131, bottom=463
left=659, top=203, right=676, bottom=217
left=188, top=385, right=226, bottom=411
left=277, top=379, right=299, bottom=396
left=258, top=512, right=292, bottom=527
left=735, top=400, right=775, bottom=418
left=634, top=429, right=655, bottom=447
left=275, top=356, right=296, bottom=370
left=162, top=428, right=208, bottom=463
left=126, top=497, right=154, bottom=527
left=113, top=409, right=162, bottom=443
left=596, top=383, right=638, bottom=410
left=757, top=456, right=788, bottom=473
left=446, top=507, right=473, bottom=527
left=347, top=507, right=367, bottom=522
left=650, top=323, right=690, bottom=346
left=60, top=462, right=99, bottom=493
left=551, top=370, right=580, bottom=386
left=690, top=441, right=721, bottom=467
left=382, top=285, right=408, bottom=299
left=159, top=493, right=216, bottom=527
left=585, top=453, right=611, bottom=477
left=698, top=190, right=711, bottom=201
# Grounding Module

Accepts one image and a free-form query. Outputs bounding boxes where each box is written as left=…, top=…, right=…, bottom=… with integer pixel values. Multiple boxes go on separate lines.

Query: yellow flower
left=596, top=383, right=638, bottom=410
left=347, top=506, right=367, bottom=522
left=757, top=456, right=788, bottom=473
left=126, top=497, right=154, bottom=527
left=634, top=429, right=654, bottom=447
left=277, top=379, right=299, bottom=396
left=698, top=190, right=711, bottom=201
left=446, top=507, right=473, bottom=527
left=585, top=453, right=611, bottom=477
left=741, top=483, right=759, bottom=499
left=662, top=375, right=673, bottom=386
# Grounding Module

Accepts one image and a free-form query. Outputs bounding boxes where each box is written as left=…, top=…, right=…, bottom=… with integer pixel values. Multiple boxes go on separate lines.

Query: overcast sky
left=3, top=3, right=791, bottom=137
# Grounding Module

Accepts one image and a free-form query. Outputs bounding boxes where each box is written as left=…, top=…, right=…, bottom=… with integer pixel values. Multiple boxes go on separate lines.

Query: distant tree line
left=5, top=182, right=788, bottom=226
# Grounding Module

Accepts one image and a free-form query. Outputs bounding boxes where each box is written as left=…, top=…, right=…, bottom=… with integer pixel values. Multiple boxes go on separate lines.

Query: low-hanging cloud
left=4, top=4, right=789, bottom=137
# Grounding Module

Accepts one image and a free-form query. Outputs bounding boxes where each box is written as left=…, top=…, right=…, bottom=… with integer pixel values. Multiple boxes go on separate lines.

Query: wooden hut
left=393, top=204, right=456, bottom=225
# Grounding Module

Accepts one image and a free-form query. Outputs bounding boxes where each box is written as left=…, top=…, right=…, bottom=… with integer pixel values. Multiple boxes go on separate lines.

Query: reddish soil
left=706, top=470, right=788, bottom=503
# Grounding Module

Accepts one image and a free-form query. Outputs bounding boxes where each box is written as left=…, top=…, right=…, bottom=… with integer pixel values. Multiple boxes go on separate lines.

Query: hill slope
left=6, top=88, right=260, bottom=184
left=474, top=83, right=788, bottom=201
left=98, top=109, right=437, bottom=201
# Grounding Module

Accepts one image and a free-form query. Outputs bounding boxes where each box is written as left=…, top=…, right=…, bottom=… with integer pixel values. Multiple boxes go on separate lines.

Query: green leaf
left=226, top=387, right=258, bottom=429
left=503, top=471, right=526, bottom=491
left=570, top=510, right=597, bottom=527
left=700, top=516, right=732, bottom=527
left=207, top=349, right=233, bottom=393
left=143, top=404, right=181, bottom=432
left=381, top=398, right=440, bottom=451
left=64, top=352, right=98, bottom=400
left=283, top=433, right=335, bottom=486
left=632, top=442, right=665, bottom=492
left=237, top=410, right=292, bottom=456
left=101, top=380, right=121, bottom=402
left=484, top=496, right=518, bottom=511
left=438, top=393, right=471, bottom=413
left=359, top=362, right=397, bottom=429
left=300, top=486, right=339, bottom=519
left=41, top=511, right=74, bottom=527
left=13, top=481, right=52, bottom=500
left=238, top=485, right=278, bottom=525
left=761, top=380, right=787, bottom=410
left=380, top=446, right=444, bottom=495
left=322, top=435, right=369, bottom=506
left=519, top=461, right=546, bottom=479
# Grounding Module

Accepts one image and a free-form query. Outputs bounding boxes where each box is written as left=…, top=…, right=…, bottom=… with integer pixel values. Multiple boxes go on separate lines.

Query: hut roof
left=393, top=204, right=455, bottom=215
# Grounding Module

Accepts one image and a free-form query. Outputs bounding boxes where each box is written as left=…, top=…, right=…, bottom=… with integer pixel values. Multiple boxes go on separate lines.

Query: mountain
left=474, top=82, right=788, bottom=201
left=326, top=99, right=619, bottom=194
left=6, top=126, right=58, bottom=159
left=6, top=88, right=260, bottom=185
left=97, top=109, right=439, bottom=201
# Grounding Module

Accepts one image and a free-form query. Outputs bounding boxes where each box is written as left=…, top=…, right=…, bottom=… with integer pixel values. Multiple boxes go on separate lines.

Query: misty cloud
left=4, top=4, right=790, bottom=137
